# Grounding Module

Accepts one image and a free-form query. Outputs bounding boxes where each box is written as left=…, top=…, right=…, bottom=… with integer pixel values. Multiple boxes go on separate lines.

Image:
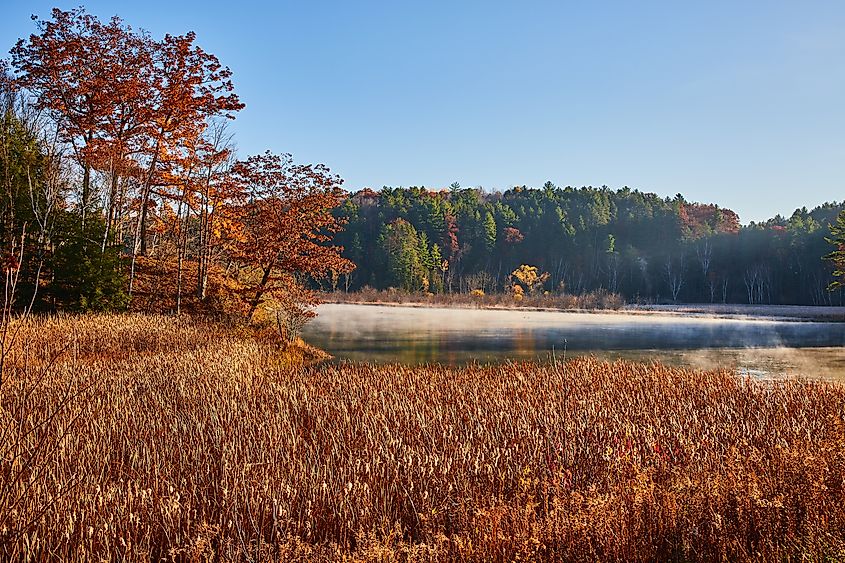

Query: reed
left=1, top=314, right=843, bottom=561
left=325, top=287, right=625, bottom=311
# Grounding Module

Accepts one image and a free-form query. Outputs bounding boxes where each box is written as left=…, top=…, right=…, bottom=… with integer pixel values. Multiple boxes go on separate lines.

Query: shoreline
left=319, top=297, right=845, bottom=323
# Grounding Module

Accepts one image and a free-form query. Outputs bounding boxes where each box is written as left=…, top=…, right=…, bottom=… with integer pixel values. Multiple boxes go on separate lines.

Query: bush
left=49, top=213, right=128, bottom=312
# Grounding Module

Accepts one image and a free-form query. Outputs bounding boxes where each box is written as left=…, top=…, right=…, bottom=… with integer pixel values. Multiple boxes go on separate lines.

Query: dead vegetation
left=1, top=314, right=844, bottom=561
left=326, top=287, right=625, bottom=312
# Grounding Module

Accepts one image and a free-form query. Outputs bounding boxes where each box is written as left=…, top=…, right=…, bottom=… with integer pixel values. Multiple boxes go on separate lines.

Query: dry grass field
left=1, top=314, right=844, bottom=561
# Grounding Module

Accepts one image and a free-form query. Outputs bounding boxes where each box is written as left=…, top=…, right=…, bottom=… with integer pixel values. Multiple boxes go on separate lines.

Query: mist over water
left=303, top=304, right=845, bottom=380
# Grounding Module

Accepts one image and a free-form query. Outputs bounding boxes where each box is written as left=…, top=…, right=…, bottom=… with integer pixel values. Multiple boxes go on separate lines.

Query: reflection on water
left=302, top=304, right=845, bottom=380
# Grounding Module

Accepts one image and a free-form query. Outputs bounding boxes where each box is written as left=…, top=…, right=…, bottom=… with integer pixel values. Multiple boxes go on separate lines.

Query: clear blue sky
left=2, top=1, right=843, bottom=222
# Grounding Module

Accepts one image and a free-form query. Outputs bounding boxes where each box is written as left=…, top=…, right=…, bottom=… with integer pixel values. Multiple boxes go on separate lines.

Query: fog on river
left=302, top=303, right=845, bottom=380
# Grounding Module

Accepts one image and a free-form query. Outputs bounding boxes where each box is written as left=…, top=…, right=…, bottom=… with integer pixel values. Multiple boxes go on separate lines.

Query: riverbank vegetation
left=326, top=286, right=625, bottom=311
left=2, top=314, right=844, bottom=561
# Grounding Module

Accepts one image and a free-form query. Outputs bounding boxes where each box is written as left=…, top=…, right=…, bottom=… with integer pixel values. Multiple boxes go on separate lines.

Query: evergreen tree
left=378, top=219, right=426, bottom=291
left=825, top=210, right=845, bottom=292
left=50, top=212, right=128, bottom=312
left=483, top=211, right=497, bottom=253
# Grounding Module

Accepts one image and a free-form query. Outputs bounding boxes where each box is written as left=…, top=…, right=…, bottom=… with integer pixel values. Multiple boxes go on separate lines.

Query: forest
left=334, top=185, right=844, bottom=306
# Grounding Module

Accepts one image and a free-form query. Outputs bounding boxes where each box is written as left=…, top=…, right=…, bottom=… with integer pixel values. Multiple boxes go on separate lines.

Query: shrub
left=49, top=213, right=128, bottom=312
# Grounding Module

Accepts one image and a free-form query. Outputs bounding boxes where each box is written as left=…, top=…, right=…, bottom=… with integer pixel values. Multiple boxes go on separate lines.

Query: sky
left=1, top=1, right=843, bottom=223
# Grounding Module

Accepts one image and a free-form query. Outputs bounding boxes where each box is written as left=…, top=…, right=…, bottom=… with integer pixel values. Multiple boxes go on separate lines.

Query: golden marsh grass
left=1, top=314, right=844, bottom=560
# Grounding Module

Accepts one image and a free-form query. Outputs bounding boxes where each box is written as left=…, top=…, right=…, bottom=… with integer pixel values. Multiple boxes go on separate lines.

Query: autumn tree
left=10, top=7, right=244, bottom=297
left=128, top=28, right=243, bottom=293
left=191, top=122, right=238, bottom=301
left=5, top=8, right=370, bottom=319
left=152, top=119, right=237, bottom=313
left=510, top=264, right=549, bottom=298
left=10, top=8, right=155, bottom=227
left=230, top=152, right=353, bottom=323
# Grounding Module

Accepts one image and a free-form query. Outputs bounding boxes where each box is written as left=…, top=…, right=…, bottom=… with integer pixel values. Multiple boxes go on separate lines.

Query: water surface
left=302, top=304, right=845, bottom=380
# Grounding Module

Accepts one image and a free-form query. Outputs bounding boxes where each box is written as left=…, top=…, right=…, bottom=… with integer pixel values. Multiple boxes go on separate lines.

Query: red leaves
left=504, top=226, right=524, bottom=244
left=10, top=7, right=243, bottom=186
left=679, top=202, right=741, bottom=239
left=443, top=212, right=459, bottom=256
left=9, top=8, right=354, bottom=316
left=230, top=152, right=354, bottom=319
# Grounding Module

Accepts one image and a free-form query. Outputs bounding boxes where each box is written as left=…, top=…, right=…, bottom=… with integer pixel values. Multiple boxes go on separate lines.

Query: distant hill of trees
left=331, top=184, right=844, bottom=306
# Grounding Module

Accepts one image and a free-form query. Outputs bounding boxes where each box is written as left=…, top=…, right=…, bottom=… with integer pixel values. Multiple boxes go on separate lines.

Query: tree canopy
left=332, top=185, right=843, bottom=306
left=1, top=7, right=350, bottom=321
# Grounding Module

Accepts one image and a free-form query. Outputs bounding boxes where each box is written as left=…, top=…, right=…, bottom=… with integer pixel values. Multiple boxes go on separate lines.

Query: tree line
left=332, top=184, right=844, bottom=306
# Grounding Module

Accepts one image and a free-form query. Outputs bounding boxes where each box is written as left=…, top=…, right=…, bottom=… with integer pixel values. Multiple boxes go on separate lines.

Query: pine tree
left=483, top=211, right=497, bottom=253
left=825, top=210, right=845, bottom=291
left=50, top=212, right=128, bottom=312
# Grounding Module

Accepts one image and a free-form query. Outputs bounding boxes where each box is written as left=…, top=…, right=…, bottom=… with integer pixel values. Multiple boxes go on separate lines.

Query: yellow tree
left=510, top=264, right=550, bottom=298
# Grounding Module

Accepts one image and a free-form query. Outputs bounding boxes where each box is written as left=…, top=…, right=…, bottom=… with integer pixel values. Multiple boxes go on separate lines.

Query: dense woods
left=333, top=185, right=845, bottom=306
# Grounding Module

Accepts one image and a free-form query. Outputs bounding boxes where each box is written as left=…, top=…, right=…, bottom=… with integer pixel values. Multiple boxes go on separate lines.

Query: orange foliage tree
left=134, top=29, right=243, bottom=250
left=230, top=152, right=354, bottom=322
left=10, top=7, right=244, bottom=295
left=10, top=8, right=155, bottom=225
left=128, top=29, right=243, bottom=292
left=9, top=8, right=356, bottom=322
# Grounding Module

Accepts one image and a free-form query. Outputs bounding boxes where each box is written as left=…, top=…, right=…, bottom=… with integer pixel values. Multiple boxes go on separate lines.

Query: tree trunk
left=196, top=163, right=214, bottom=300
left=175, top=190, right=186, bottom=316
left=81, top=163, right=91, bottom=228
left=102, top=171, right=119, bottom=252
left=139, top=199, right=149, bottom=256
left=196, top=203, right=207, bottom=299
left=79, top=130, right=94, bottom=228
left=246, top=262, right=274, bottom=323
left=128, top=141, right=161, bottom=296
